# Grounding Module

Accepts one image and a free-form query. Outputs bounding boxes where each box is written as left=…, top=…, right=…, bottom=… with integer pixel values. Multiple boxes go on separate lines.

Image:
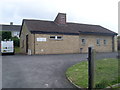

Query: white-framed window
left=50, top=36, right=62, bottom=40
left=103, top=39, right=107, bottom=45
left=13, top=32, right=19, bottom=38
left=96, top=38, right=100, bottom=45
left=14, top=32, right=19, bottom=36
left=81, top=38, right=86, bottom=45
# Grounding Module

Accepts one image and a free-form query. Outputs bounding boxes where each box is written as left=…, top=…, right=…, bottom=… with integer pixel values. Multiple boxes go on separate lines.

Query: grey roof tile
left=0, top=25, right=21, bottom=32
left=23, top=19, right=117, bottom=36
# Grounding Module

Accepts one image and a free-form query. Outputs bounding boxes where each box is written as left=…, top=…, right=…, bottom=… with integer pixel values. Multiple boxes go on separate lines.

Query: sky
left=0, top=0, right=119, bottom=33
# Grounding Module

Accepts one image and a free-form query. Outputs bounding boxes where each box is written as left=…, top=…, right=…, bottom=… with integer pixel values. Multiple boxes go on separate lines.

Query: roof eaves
left=30, top=31, right=79, bottom=35
left=79, top=31, right=117, bottom=36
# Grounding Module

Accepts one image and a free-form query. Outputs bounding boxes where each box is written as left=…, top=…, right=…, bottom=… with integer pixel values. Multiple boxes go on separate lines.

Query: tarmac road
left=2, top=52, right=118, bottom=88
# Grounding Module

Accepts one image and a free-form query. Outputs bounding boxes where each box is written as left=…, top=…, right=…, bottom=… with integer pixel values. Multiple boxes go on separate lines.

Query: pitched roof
left=23, top=19, right=117, bottom=36
left=0, top=25, right=21, bottom=32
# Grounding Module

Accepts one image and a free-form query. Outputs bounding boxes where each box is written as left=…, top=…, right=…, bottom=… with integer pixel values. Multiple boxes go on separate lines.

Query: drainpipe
left=112, top=36, right=114, bottom=52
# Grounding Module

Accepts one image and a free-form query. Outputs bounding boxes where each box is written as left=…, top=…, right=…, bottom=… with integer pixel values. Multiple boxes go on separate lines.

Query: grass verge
left=14, top=47, right=20, bottom=54
left=66, top=58, right=119, bottom=89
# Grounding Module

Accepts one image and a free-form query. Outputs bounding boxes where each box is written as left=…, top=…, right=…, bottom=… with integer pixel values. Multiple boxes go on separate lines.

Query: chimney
left=54, top=13, right=66, bottom=25
left=10, top=22, right=13, bottom=25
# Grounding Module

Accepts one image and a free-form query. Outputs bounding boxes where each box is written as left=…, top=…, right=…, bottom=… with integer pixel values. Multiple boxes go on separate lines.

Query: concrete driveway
left=2, top=52, right=118, bottom=88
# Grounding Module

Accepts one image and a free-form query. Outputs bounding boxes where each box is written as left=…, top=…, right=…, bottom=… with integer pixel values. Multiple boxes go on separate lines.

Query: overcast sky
left=0, top=0, right=119, bottom=33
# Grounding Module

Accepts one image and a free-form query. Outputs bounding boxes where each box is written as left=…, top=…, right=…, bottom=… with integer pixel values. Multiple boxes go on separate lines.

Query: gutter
left=79, top=31, right=117, bottom=36
left=31, top=31, right=79, bottom=35
left=30, top=31, right=117, bottom=36
left=34, top=34, right=35, bottom=54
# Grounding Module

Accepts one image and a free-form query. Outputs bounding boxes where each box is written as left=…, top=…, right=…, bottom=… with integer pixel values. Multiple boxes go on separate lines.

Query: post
left=88, top=47, right=95, bottom=89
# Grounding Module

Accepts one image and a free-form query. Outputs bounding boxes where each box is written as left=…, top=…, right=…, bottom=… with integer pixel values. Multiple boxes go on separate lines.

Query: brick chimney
left=10, top=22, right=13, bottom=25
left=54, top=13, right=66, bottom=25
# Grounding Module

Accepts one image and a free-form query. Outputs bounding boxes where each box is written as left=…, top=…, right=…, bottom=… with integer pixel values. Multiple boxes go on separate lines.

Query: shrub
left=0, top=31, right=12, bottom=40
left=11, top=36, right=20, bottom=47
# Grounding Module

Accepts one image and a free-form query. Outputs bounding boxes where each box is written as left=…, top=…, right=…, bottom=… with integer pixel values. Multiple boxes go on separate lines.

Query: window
left=14, top=32, right=17, bottom=35
left=81, top=38, right=86, bottom=45
left=17, top=32, right=19, bottom=35
left=103, top=39, right=107, bottom=45
left=57, top=36, right=62, bottom=39
left=13, top=32, right=19, bottom=37
left=50, top=36, right=55, bottom=39
left=50, top=36, right=62, bottom=40
left=96, top=38, right=100, bottom=45
left=14, top=32, right=19, bottom=35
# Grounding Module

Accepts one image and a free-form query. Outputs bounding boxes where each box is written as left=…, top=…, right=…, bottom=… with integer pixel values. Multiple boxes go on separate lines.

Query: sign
left=37, top=38, right=46, bottom=42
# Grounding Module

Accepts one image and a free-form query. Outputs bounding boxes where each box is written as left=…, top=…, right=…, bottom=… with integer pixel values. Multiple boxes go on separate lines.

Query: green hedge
left=0, top=31, right=12, bottom=41
left=11, top=37, right=20, bottom=47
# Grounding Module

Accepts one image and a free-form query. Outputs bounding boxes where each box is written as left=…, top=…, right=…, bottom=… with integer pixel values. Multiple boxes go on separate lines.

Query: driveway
left=2, top=52, right=118, bottom=88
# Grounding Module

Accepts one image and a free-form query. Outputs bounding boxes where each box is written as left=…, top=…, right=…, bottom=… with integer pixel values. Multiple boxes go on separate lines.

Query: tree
left=1, top=31, right=12, bottom=40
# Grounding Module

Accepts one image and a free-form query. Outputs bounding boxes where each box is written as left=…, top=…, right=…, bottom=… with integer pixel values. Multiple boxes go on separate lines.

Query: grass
left=66, top=58, right=119, bottom=89
left=14, top=47, right=21, bottom=53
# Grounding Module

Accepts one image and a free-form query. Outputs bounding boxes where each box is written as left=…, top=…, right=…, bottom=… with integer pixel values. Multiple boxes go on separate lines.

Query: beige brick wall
left=34, top=34, right=80, bottom=54
left=20, top=23, right=35, bottom=54
left=34, top=34, right=113, bottom=54
left=114, top=36, right=118, bottom=52
left=79, top=35, right=113, bottom=53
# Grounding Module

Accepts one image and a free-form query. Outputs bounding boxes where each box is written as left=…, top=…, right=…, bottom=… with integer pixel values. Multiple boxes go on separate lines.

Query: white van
left=1, top=40, right=14, bottom=54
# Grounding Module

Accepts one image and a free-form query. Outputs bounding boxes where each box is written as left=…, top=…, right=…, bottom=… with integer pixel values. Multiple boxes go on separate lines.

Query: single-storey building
left=20, top=13, right=117, bottom=55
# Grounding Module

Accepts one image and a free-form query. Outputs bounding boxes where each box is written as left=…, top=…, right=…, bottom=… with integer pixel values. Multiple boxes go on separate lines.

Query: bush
left=0, top=31, right=12, bottom=40
left=11, top=36, right=20, bottom=47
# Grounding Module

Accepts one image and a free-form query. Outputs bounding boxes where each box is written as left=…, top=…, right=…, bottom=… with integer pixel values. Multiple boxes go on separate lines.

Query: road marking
left=45, top=84, right=49, bottom=87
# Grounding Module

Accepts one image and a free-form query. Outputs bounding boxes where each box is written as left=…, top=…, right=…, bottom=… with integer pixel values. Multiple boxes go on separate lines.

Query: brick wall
left=79, top=35, right=113, bottom=53
left=20, top=23, right=35, bottom=54
left=34, top=34, right=79, bottom=54
left=33, top=34, right=113, bottom=54
left=118, top=41, right=120, bottom=50
left=54, top=13, right=66, bottom=25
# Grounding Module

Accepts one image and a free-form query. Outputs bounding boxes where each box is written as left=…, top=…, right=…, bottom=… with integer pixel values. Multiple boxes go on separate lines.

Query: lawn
left=66, top=58, right=119, bottom=89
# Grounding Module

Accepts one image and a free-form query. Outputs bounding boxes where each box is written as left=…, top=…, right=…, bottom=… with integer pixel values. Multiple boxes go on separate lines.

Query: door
left=26, top=35, right=28, bottom=53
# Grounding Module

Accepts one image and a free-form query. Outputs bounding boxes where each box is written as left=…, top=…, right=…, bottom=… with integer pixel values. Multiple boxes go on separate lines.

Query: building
left=0, top=22, right=21, bottom=38
left=20, top=13, right=117, bottom=55
left=118, top=36, right=120, bottom=50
